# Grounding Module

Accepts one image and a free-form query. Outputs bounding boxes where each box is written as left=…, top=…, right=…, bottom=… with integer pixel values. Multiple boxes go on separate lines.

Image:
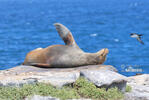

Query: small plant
left=125, top=85, right=132, bottom=92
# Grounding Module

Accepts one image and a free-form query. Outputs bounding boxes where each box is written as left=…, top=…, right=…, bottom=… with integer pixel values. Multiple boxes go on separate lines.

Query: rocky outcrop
left=0, top=65, right=126, bottom=91
left=0, top=65, right=80, bottom=87
left=124, top=74, right=149, bottom=100
left=80, top=69, right=127, bottom=92
left=127, top=74, right=149, bottom=86
left=25, top=95, right=60, bottom=100
left=1, top=65, right=149, bottom=100
left=25, top=95, right=91, bottom=100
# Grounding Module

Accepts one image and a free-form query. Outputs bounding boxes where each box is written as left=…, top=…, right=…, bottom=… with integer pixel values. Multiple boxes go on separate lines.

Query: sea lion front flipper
left=54, top=23, right=78, bottom=47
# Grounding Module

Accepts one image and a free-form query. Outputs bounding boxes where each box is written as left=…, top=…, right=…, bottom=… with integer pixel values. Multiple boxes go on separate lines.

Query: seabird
left=130, top=33, right=144, bottom=45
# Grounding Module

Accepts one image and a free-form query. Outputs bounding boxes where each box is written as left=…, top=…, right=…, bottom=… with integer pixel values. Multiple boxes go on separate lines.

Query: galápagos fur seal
left=23, top=23, right=109, bottom=68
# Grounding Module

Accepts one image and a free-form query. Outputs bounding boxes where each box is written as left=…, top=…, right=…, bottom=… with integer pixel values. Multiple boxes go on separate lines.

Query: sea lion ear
left=54, top=23, right=76, bottom=46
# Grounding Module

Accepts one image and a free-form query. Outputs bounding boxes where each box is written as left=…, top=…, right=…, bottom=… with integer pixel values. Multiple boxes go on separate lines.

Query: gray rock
left=69, top=99, right=91, bottom=100
left=0, top=65, right=116, bottom=87
left=125, top=74, right=149, bottom=100
left=0, top=77, right=37, bottom=87
left=26, top=95, right=60, bottom=100
left=0, top=66, right=81, bottom=87
left=26, top=95, right=91, bottom=100
left=2, top=65, right=149, bottom=100
left=1, top=65, right=117, bottom=75
left=80, top=69, right=127, bottom=92
left=125, top=91, right=149, bottom=100
left=0, top=71, right=80, bottom=87
left=124, top=84, right=149, bottom=100
left=37, top=71, right=80, bottom=87
left=127, top=74, right=149, bottom=86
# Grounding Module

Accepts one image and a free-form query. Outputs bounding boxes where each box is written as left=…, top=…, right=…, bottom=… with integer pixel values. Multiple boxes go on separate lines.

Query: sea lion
left=23, top=23, right=109, bottom=68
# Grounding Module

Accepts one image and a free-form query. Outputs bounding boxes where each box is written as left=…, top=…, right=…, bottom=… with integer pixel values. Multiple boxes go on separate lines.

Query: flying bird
left=130, top=33, right=144, bottom=45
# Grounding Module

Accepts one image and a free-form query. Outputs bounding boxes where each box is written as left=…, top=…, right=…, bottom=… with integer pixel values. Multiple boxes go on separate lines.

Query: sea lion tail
left=54, top=23, right=78, bottom=47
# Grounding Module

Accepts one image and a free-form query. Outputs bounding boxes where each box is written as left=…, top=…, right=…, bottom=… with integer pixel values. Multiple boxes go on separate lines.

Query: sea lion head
left=97, top=48, right=109, bottom=64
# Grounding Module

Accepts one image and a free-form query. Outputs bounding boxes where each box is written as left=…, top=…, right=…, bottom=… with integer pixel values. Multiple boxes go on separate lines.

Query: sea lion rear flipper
left=54, top=23, right=78, bottom=47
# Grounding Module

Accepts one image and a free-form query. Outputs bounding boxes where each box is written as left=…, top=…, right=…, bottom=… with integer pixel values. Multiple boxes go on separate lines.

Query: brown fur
left=23, top=23, right=109, bottom=68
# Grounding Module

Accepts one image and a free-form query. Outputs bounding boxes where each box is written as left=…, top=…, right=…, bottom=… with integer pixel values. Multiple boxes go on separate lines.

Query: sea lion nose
left=98, top=48, right=109, bottom=56
left=104, top=48, right=109, bottom=54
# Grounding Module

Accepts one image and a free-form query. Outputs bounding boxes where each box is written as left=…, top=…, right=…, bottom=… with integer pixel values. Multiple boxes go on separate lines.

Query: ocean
left=0, top=0, right=149, bottom=76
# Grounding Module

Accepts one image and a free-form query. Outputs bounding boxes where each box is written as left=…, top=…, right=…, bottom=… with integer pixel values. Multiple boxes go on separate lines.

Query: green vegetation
left=0, top=83, right=79, bottom=100
left=125, top=85, right=132, bottom=92
left=0, top=77, right=128, bottom=100
left=74, top=77, right=124, bottom=100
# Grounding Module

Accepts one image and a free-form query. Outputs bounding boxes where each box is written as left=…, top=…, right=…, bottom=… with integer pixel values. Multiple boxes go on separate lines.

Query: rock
left=37, top=71, right=80, bottom=87
left=67, top=98, right=92, bottom=100
left=0, top=65, right=115, bottom=87
left=127, top=74, right=149, bottom=86
left=69, top=99, right=91, bottom=100
left=25, top=95, right=91, bottom=100
left=125, top=74, right=149, bottom=100
left=80, top=69, right=127, bottom=92
left=1, top=65, right=117, bottom=75
left=0, top=76, right=37, bottom=87
left=124, top=85, right=149, bottom=100
left=2, top=65, right=149, bottom=100
left=0, top=66, right=80, bottom=87
left=25, top=95, right=60, bottom=100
